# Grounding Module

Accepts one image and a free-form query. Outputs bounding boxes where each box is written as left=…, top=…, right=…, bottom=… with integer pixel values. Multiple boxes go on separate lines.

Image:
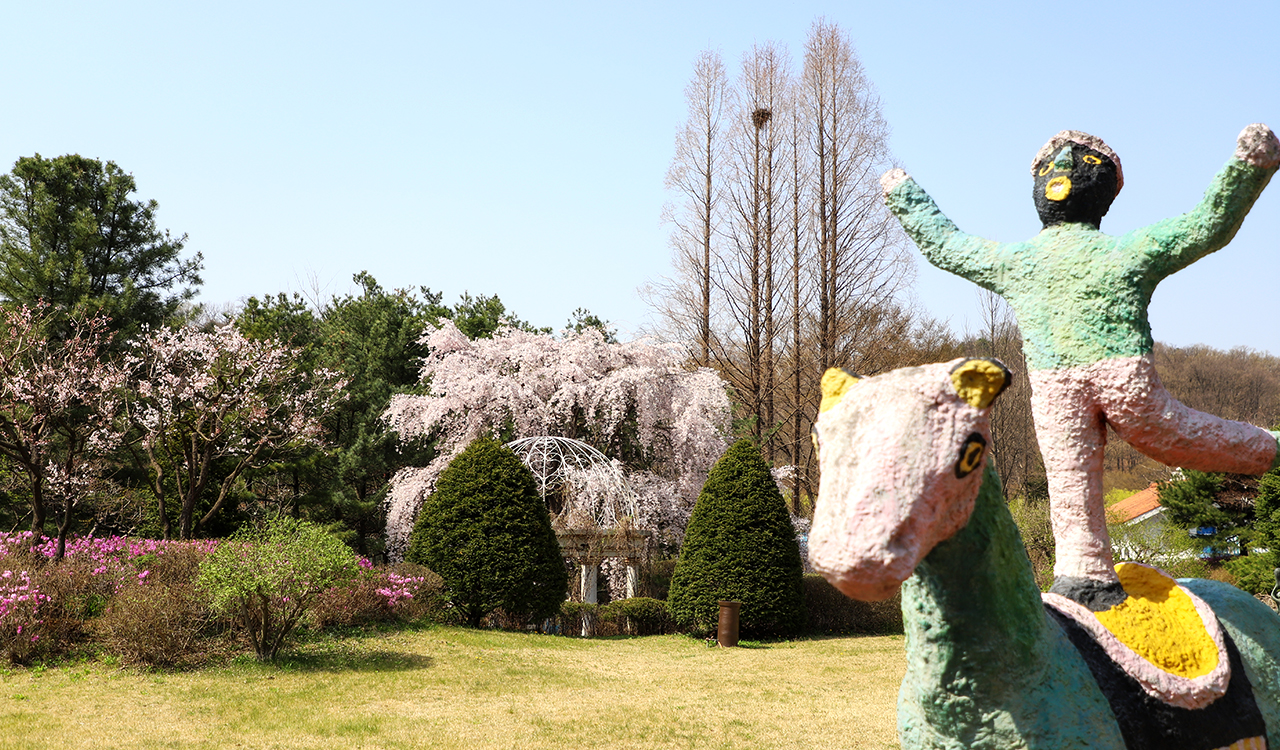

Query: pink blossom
left=383, top=322, right=730, bottom=557
left=119, top=323, right=346, bottom=538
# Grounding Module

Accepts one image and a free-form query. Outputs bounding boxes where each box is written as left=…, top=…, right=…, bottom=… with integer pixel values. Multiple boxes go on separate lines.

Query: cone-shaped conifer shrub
left=668, top=439, right=805, bottom=637
left=406, top=436, right=567, bottom=627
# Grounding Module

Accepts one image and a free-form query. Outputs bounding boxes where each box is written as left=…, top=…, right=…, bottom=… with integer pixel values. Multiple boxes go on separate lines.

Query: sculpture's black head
left=1030, top=132, right=1122, bottom=229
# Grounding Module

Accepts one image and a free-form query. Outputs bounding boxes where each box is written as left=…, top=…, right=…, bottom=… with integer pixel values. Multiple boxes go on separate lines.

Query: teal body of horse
left=809, top=360, right=1280, bottom=750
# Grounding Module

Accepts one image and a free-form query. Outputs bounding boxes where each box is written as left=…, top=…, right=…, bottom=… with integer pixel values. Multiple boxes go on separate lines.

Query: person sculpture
left=879, top=124, right=1280, bottom=610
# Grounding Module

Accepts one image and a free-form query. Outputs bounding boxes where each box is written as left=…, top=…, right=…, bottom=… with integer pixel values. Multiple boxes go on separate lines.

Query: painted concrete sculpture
left=810, top=360, right=1280, bottom=750
left=879, top=125, right=1280, bottom=609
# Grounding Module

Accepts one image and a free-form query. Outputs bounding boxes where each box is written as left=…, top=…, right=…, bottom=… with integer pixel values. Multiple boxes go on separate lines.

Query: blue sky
left=4, top=1, right=1278, bottom=352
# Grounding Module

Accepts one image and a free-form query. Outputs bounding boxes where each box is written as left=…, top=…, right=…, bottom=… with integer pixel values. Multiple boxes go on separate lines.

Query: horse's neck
left=902, top=462, right=1050, bottom=689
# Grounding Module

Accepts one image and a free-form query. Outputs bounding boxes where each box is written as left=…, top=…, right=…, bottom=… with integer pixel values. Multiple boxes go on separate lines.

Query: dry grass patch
left=0, top=627, right=905, bottom=749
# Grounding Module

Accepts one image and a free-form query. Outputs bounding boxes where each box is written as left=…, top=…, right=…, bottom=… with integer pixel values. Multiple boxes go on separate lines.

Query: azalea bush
left=0, top=529, right=447, bottom=664
left=98, top=580, right=214, bottom=667
left=196, top=518, right=362, bottom=660
left=0, top=569, right=50, bottom=663
left=311, top=561, right=452, bottom=628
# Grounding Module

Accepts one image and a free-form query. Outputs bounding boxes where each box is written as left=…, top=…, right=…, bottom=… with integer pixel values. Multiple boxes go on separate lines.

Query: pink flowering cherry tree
left=0, top=303, right=125, bottom=558
left=383, top=321, right=731, bottom=559
left=119, top=324, right=346, bottom=540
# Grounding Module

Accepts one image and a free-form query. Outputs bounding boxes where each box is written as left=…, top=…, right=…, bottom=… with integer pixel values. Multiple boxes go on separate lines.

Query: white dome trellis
left=505, top=436, right=640, bottom=529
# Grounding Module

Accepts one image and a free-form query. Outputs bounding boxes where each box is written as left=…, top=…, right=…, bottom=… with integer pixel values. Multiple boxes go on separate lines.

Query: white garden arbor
left=506, top=436, right=651, bottom=604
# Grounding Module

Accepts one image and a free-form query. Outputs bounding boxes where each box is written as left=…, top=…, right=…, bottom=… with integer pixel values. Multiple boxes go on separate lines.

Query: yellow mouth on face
left=1045, top=176, right=1072, bottom=201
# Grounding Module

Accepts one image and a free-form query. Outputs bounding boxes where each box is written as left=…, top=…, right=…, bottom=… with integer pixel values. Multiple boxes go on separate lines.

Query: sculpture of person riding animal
left=880, top=124, right=1280, bottom=610
left=810, top=359, right=1280, bottom=750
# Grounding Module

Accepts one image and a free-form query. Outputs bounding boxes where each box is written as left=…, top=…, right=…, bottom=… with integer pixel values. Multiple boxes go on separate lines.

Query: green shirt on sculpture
left=882, top=133, right=1277, bottom=371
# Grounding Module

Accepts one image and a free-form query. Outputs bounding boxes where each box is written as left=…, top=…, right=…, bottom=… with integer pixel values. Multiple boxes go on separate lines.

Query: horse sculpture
left=809, top=358, right=1280, bottom=750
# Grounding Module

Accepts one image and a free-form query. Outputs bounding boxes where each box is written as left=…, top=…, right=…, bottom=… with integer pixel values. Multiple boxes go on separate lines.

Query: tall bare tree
left=802, top=18, right=914, bottom=375
left=656, top=51, right=729, bottom=367
left=652, top=21, right=921, bottom=511
left=715, top=43, right=791, bottom=450
left=968, top=290, right=1044, bottom=500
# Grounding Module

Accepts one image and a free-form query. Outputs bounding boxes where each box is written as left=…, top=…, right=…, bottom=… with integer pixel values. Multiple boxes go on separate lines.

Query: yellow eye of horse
left=1082, top=155, right=1102, bottom=165
left=955, top=433, right=987, bottom=478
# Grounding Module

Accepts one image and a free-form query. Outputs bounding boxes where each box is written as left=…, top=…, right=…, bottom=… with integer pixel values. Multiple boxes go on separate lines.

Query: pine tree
left=668, top=439, right=804, bottom=637
left=406, top=436, right=567, bottom=627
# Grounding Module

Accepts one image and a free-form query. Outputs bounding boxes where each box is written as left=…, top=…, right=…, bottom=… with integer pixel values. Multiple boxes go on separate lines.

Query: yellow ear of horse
left=819, top=368, right=861, bottom=413
left=950, top=359, right=1010, bottom=409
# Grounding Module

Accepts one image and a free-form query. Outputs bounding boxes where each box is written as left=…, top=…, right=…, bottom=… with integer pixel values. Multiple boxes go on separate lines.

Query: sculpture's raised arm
left=1135, top=123, right=1280, bottom=278
left=879, top=168, right=1005, bottom=292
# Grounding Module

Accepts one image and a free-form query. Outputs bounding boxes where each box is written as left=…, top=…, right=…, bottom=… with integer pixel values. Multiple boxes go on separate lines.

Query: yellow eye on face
left=1038, top=162, right=1053, bottom=176
left=955, top=433, right=986, bottom=478
left=1082, top=155, right=1102, bottom=165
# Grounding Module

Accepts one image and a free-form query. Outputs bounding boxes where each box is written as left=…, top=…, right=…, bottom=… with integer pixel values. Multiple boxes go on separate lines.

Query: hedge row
left=549, top=576, right=902, bottom=639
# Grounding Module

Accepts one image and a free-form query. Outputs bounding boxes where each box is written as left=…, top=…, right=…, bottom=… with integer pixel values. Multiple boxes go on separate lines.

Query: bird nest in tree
left=506, top=436, right=640, bottom=530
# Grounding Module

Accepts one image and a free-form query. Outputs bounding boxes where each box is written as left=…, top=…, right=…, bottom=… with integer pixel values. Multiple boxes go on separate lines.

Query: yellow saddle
left=1095, top=562, right=1220, bottom=680
left=1043, top=562, right=1233, bottom=711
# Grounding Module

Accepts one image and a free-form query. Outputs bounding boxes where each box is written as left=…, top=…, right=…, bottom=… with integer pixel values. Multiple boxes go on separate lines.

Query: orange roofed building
left=1107, top=483, right=1164, bottom=525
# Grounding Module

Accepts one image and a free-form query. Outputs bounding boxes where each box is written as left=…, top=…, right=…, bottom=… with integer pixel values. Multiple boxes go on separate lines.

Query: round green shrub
left=406, top=436, right=567, bottom=628
left=196, top=517, right=361, bottom=661
left=668, top=439, right=805, bottom=637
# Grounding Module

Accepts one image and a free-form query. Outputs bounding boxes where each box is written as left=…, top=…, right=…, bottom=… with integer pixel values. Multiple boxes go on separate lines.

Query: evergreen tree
left=668, top=439, right=804, bottom=637
left=451, top=291, right=549, bottom=339
left=0, top=154, right=201, bottom=340
left=1224, top=470, right=1280, bottom=594
left=1158, top=469, right=1261, bottom=558
left=234, top=275, right=447, bottom=554
left=406, top=436, right=566, bottom=627
left=1158, top=470, right=1231, bottom=531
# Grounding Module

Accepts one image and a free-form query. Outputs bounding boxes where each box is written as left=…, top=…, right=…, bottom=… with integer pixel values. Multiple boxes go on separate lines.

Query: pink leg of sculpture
left=1100, top=356, right=1276, bottom=475
left=1031, top=354, right=1278, bottom=583
left=1029, top=368, right=1116, bottom=582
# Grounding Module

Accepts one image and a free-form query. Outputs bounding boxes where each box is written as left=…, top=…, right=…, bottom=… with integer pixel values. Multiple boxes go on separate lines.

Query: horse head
left=809, top=358, right=1010, bottom=601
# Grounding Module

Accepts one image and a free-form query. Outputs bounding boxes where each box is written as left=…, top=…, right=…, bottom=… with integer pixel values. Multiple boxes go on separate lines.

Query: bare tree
left=967, top=290, right=1043, bottom=500
left=802, top=18, right=914, bottom=375
left=650, top=21, right=922, bottom=513
left=714, top=42, right=792, bottom=450
left=654, top=51, right=729, bottom=367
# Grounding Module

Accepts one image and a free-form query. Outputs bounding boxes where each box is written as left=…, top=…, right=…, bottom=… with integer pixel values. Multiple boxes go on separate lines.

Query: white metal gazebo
left=505, top=436, right=651, bottom=607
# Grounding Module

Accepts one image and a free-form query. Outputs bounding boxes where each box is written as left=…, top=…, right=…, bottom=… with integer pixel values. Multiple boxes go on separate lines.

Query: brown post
left=717, top=600, right=741, bottom=647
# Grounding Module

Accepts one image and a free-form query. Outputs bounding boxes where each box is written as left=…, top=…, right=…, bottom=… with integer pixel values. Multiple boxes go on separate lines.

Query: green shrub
left=557, top=601, right=598, bottom=636
left=1225, top=552, right=1279, bottom=596
left=196, top=517, right=361, bottom=661
left=406, top=436, right=567, bottom=628
left=801, top=574, right=902, bottom=635
left=639, top=559, right=677, bottom=600
left=98, top=581, right=212, bottom=666
left=601, top=597, right=673, bottom=636
left=668, top=440, right=805, bottom=637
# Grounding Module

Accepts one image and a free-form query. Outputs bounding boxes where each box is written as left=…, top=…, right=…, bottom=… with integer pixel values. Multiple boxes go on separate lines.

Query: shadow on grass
left=258, top=649, right=435, bottom=673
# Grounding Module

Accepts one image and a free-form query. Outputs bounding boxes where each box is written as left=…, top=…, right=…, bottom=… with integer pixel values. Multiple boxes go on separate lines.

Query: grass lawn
left=0, top=627, right=906, bottom=749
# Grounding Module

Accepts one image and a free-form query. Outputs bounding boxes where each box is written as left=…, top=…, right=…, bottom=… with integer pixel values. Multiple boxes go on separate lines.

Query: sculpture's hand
left=880, top=168, right=909, bottom=197
left=1235, top=123, right=1280, bottom=169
